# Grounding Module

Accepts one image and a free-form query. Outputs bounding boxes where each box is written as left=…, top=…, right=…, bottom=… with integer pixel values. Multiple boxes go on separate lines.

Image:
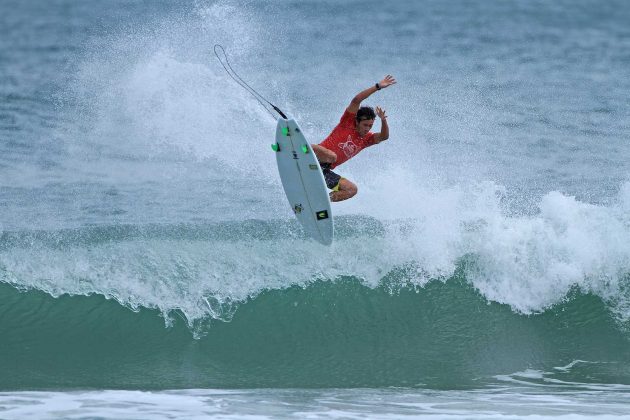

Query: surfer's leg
left=311, top=144, right=337, bottom=164
left=330, top=178, right=357, bottom=202
left=323, top=168, right=357, bottom=201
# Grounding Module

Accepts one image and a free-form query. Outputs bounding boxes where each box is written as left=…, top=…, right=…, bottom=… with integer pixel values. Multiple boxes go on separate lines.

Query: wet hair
left=356, top=106, right=376, bottom=122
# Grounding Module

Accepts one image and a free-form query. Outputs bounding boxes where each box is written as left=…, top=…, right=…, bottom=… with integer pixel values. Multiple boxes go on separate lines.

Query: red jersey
left=319, top=109, right=376, bottom=169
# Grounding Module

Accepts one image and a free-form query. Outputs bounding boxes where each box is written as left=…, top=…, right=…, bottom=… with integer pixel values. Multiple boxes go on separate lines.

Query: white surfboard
left=273, top=118, right=333, bottom=245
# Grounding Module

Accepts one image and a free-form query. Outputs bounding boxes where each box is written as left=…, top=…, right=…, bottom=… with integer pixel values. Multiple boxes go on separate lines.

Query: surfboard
left=273, top=118, right=333, bottom=245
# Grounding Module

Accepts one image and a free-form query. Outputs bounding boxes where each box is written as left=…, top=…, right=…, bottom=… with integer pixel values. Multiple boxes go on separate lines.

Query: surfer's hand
left=378, top=75, right=396, bottom=89
left=376, top=106, right=387, bottom=120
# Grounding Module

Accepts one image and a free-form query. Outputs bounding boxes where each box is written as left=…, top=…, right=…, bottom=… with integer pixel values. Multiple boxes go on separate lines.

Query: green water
left=2, top=274, right=629, bottom=390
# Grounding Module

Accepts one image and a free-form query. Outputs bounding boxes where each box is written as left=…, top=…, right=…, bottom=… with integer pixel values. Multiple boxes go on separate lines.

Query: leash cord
left=213, top=44, right=287, bottom=120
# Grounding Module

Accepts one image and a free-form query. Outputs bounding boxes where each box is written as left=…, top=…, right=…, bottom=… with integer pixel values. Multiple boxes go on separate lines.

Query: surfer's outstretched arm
left=347, top=75, right=396, bottom=113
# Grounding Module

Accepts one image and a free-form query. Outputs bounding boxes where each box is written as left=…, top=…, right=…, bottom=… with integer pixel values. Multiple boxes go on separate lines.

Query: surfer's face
left=356, top=119, right=374, bottom=136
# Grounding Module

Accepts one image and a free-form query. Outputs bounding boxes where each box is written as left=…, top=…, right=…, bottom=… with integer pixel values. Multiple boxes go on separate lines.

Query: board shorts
left=320, top=163, right=342, bottom=191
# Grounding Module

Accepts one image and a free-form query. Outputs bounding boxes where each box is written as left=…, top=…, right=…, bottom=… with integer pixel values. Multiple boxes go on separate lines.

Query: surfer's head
left=355, top=106, right=376, bottom=136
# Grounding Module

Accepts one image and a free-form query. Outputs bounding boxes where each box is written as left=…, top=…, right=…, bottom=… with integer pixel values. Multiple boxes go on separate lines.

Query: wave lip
left=3, top=181, right=630, bottom=326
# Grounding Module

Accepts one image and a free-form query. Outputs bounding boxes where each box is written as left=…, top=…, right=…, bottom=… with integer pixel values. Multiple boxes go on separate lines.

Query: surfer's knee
left=312, top=144, right=337, bottom=163
left=323, top=149, right=337, bottom=163
left=348, top=183, right=357, bottom=197
left=341, top=179, right=358, bottom=197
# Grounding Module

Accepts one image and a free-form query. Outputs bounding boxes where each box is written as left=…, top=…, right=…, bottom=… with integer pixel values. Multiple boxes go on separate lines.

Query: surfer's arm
left=373, top=106, right=389, bottom=144
left=347, top=75, right=397, bottom=113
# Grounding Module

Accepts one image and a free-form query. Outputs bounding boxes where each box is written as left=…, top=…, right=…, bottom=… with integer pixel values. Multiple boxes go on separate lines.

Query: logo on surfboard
left=316, top=210, right=329, bottom=220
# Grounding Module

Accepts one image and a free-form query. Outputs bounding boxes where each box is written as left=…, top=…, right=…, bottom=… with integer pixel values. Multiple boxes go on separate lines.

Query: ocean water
left=1, top=0, right=630, bottom=418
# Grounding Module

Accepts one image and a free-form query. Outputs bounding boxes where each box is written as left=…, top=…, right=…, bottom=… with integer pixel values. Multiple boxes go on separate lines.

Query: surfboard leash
left=213, top=44, right=288, bottom=120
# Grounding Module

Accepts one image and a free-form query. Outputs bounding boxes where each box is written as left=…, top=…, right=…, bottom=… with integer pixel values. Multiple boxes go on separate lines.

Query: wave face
left=1, top=272, right=630, bottom=390
left=1, top=218, right=630, bottom=389
left=2, top=0, right=630, bottom=391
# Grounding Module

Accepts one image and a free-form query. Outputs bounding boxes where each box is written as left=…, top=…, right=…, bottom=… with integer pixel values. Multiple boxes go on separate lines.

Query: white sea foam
left=2, top=179, right=630, bottom=326
left=1, top=388, right=629, bottom=419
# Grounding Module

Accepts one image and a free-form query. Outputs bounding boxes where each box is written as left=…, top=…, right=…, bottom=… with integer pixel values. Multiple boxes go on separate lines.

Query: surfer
left=312, top=75, right=396, bottom=202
